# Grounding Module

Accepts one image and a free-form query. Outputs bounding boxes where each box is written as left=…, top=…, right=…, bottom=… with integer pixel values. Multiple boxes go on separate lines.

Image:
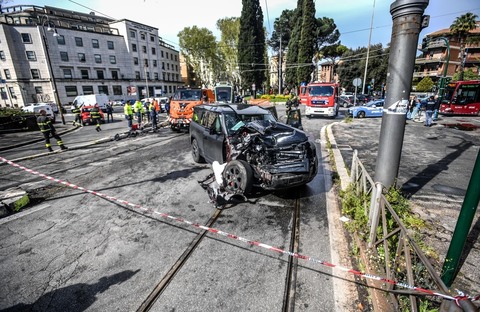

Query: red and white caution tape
left=1, top=156, right=478, bottom=304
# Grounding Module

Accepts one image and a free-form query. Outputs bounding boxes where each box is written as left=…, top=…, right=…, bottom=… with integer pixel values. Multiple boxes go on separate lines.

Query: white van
left=23, top=104, right=56, bottom=123
left=72, top=94, right=109, bottom=111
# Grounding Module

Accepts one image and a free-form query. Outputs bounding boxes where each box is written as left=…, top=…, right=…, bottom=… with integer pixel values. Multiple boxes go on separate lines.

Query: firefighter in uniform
left=37, top=109, right=67, bottom=152
left=72, top=104, right=82, bottom=126
left=91, top=104, right=102, bottom=132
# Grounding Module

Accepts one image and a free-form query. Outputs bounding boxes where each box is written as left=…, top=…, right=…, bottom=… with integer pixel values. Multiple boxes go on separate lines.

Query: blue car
left=347, top=99, right=385, bottom=118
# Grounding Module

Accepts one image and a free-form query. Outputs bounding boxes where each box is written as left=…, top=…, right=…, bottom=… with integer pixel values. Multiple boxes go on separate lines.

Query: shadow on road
left=2, top=269, right=140, bottom=312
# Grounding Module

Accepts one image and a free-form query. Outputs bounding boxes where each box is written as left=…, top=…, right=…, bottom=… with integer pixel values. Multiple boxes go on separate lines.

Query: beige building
left=0, top=5, right=182, bottom=108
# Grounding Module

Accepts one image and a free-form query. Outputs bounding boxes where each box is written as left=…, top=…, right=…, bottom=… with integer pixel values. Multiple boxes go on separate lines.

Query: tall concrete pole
left=373, top=0, right=429, bottom=188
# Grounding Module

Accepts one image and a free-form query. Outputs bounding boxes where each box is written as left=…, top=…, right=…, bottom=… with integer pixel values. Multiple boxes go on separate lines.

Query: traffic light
left=421, top=15, right=430, bottom=29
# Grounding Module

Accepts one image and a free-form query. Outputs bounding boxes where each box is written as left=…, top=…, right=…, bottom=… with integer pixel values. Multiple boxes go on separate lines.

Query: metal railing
left=349, top=150, right=450, bottom=311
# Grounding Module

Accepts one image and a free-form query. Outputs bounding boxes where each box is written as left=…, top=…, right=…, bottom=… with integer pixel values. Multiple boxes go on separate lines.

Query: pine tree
left=296, top=0, right=316, bottom=85
left=284, top=0, right=304, bottom=90
left=238, top=0, right=266, bottom=96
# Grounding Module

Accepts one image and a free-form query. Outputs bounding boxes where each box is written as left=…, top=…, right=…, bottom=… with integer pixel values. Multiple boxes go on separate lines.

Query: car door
left=201, top=111, right=226, bottom=163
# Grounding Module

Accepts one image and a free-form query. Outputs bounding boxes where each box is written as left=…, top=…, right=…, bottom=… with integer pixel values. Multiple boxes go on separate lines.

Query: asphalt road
left=0, top=107, right=354, bottom=311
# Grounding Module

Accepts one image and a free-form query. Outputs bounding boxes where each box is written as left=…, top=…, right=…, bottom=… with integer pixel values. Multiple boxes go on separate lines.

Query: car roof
left=197, top=103, right=271, bottom=114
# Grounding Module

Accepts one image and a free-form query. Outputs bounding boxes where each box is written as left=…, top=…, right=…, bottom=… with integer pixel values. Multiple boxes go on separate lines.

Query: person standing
left=105, top=102, right=114, bottom=123
left=149, top=101, right=157, bottom=131
left=72, top=104, right=82, bottom=126
left=424, top=95, right=436, bottom=127
left=124, top=100, right=134, bottom=130
left=91, top=104, right=102, bottom=132
left=134, top=100, right=144, bottom=127
left=37, top=109, right=67, bottom=152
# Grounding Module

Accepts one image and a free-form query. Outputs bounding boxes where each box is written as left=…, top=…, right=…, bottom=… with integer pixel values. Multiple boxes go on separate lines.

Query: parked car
left=356, top=94, right=374, bottom=104
left=339, top=96, right=353, bottom=108
left=23, top=104, right=56, bottom=123
left=347, top=99, right=385, bottom=118
left=80, top=106, right=105, bottom=125
left=190, top=104, right=318, bottom=195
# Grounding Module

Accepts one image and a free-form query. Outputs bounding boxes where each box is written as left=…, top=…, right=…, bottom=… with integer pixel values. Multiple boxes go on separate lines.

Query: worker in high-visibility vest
left=133, top=100, right=145, bottom=127
left=91, top=104, right=102, bottom=132
left=124, top=100, right=134, bottom=130
left=37, top=109, right=67, bottom=152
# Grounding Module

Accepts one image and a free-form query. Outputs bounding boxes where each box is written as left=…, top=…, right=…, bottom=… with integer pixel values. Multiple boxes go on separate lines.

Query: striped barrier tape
left=1, top=155, right=478, bottom=305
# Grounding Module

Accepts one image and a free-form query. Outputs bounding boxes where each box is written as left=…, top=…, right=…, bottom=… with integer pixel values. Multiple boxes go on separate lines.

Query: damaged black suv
left=190, top=104, right=318, bottom=195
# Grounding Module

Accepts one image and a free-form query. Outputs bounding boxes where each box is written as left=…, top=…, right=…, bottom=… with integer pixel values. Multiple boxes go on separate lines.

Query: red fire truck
left=439, top=80, right=480, bottom=116
left=299, top=82, right=339, bottom=118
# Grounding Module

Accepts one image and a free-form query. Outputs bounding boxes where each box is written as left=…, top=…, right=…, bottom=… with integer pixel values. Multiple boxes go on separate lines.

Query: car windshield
left=224, top=112, right=276, bottom=135
left=215, top=87, right=232, bottom=102
left=173, top=89, right=202, bottom=101
left=309, top=86, right=333, bottom=96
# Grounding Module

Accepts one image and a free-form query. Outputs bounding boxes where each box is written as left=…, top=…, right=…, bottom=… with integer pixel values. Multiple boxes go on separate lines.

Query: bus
left=300, top=82, right=339, bottom=118
left=439, top=80, right=480, bottom=116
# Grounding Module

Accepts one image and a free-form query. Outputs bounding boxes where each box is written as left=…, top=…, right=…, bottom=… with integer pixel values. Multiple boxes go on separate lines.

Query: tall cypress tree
left=238, top=0, right=266, bottom=95
left=296, top=0, right=316, bottom=85
left=284, top=0, right=304, bottom=90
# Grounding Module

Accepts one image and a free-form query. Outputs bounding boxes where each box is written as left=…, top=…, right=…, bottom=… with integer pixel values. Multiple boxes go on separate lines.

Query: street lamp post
left=40, top=15, right=66, bottom=124
left=433, top=37, right=450, bottom=120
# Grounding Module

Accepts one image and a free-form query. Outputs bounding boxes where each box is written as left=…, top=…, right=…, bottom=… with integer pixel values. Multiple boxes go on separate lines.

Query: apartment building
left=0, top=5, right=182, bottom=108
left=414, top=21, right=480, bottom=82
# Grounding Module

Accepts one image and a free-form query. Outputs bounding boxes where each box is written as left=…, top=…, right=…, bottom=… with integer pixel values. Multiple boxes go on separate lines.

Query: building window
left=97, top=70, right=104, bottom=79
left=164, top=86, right=167, bottom=94
left=146, top=72, right=150, bottom=79
left=135, top=71, right=141, bottom=79
left=142, top=46, right=147, bottom=53
left=107, top=41, right=114, bottom=50
left=169, top=86, right=172, bottom=93
left=21, top=33, right=32, bottom=43
left=144, top=59, right=148, bottom=67
left=63, top=68, right=73, bottom=78
left=140, top=33, right=146, bottom=40
left=166, top=52, right=169, bottom=59
left=31, top=69, right=40, bottom=79
left=78, top=53, right=86, bottom=62
left=133, top=57, right=139, bottom=65
left=162, top=62, right=165, bottom=70
left=4, top=69, right=11, bottom=79
left=154, top=72, right=159, bottom=80
left=65, top=86, right=78, bottom=97
left=150, top=35, right=155, bottom=42
left=92, top=39, right=99, bottom=48
left=35, top=86, right=43, bottom=94
left=9, top=87, right=16, bottom=99
left=75, top=37, right=83, bottom=47
left=161, top=51, right=164, bottom=58
left=94, top=54, right=102, bottom=63
left=111, top=70, right=119, bottom=80
left=151, top=47, right=156, bottom=55
left=167, top=63, right=170, bottom=70
left=132, top=43, right=137, bottom=52
left=82, top=86, right=94, bottom=95
left=98, top=85, right=108, bottom=95
left=109, top=55, right=116, bottom=64
left=130, top=30, right=136, bottom=38
left=113, top=85, right=122, bottom=95
left=175, top=55, right=178, bottom=62
left=176, top=74, right=179, bottom=81
left=153, top=60, right=157, bottom=67
left=60, top=51, right=69, bottom=61
left=26, top=51, right=36, bottom=61
left=162, top=72, right=165, bottom=80
left=57, top=35, right=65, bottom=45
left=80, top=69, right=89, bottom=79
left=0, top=51, right=5, bottom=60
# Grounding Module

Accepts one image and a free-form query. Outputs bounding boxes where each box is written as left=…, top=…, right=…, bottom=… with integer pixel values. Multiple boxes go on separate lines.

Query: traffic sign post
left=252, top=83, right=256, bottom=99
left=353, top=78, right=362, bottom=106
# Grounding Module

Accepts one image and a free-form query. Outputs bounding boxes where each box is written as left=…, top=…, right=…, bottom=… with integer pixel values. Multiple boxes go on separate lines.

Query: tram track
left=283, top=197, right=301, bottom=312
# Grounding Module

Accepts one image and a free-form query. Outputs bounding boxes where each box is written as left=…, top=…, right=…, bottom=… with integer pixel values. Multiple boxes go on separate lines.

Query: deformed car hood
left=243, top=120, right=308, bottom=147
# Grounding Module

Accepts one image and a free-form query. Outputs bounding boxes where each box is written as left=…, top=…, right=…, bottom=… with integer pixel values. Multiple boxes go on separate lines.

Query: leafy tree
left=296, top=0, right=317, bottom=85
left=315, top=17, right=341, bottom=51
left=216, top=17, right=240, bottom=85
left=320, top=44, right=348, bottom=82
left=416, top=76, right=435, bottom=92
left=238, top=0, right=266, bottom=95
left=284, top=0, right=304, bottom=89
left=178, top=26, right=221, bottom=87
left=452, top=68, right=480, bottom=81
left=268, top=9, right=295, bottom=53
left=449, top=12, right=478, bottom=81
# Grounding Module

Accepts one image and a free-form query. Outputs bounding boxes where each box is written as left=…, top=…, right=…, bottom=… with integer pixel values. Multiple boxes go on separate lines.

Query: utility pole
left=279, top=37, right=282, bottom=95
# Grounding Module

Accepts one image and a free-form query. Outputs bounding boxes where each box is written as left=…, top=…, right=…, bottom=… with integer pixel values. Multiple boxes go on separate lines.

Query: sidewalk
left=329, top=116, right=480, bottom=298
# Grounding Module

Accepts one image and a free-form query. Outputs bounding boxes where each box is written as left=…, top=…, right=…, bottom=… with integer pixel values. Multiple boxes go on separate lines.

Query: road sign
left=252, top=84, right=256, bottom=91
left=353, top=78, right=362, bottom=87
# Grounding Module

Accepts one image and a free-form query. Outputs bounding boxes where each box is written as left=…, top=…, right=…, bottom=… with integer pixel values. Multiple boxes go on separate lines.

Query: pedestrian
left=37, top=109, right=67, bottom=152
left=105, top=102, right=114, bottom=123
left=424, top=95, right=436, bottom=127
left=91, top=104, right=102, bottom=132
left=144, top=99, right=151, bottom=123
left=410, top=97, right=422, bottom=121
left=433, top=94, right=440, bottom=121
left=134, top=100, right=144, bottom=127
left=72, top=104, right=82, bottom=126
left=124, top=100, right=134, bottom=130
left=165, top=97, right=172, bottom=115
left=149, top=101, right=157, bottom=131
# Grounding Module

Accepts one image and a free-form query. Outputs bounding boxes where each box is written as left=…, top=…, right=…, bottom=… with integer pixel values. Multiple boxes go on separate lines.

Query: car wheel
left=191, top=138, right=205, bottom=163
left=223, top=160, right=253, bottom=195
left=357, top=111, right=366, bottom=118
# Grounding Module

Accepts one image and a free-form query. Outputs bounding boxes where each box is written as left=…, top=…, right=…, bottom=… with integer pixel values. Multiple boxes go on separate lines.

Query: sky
left=5, top=0, right=480, bottom=51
